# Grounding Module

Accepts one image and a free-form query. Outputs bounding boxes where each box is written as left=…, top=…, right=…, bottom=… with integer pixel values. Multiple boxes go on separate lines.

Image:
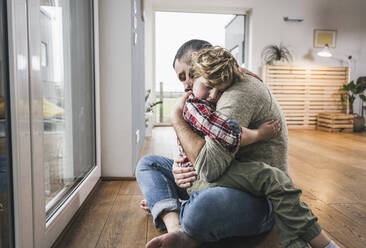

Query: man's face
left=192, top=76, right=231, bottom=104
left=174, top=59, right=193, bottom=91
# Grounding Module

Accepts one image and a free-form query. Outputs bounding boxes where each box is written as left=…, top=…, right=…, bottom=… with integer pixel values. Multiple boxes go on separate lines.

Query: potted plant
left=145, top=89, right=162, bottom=136
left=340, top=77, right=366, bottom=132
left=261, top=43, right=292, bottom=65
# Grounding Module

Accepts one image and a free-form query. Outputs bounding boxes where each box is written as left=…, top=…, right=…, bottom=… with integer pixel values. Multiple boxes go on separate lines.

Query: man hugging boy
left=177, top=46, right=339, bottom=248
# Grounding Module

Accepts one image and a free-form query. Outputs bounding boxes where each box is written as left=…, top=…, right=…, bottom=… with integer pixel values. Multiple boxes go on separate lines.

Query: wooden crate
left=265, top=65, right=349, bottom=129
left=317, top=113, right=354, bottom=132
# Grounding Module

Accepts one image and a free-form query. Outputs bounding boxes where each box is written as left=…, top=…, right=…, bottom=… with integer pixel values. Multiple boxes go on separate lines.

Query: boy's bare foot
left=146, top=230, right=201, bottom=248
left=140, top=199, right=151, bottom=213
left=0, top=203, right=4, bottom=212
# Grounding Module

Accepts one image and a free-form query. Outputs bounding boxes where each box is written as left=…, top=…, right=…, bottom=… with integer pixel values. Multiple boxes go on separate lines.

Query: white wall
left=131, top=0, right=146, bottom=174
left=99, top=0, right=133, bottom=176
left=146, top=0, right=366, bottom=115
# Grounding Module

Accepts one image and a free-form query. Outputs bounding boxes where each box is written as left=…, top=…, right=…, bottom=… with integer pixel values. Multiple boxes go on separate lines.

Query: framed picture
left=313, top=29, right=337, bottom=48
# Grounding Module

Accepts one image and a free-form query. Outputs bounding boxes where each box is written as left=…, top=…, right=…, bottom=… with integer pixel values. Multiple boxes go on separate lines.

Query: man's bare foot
left=146, top=230, right=201, bottom=248
left=140, top=199, right=151, bottom=213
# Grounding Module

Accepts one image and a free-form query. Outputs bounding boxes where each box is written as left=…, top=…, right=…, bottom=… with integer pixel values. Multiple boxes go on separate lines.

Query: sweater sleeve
left=193, top=79, right=266, bottom=182
left=183, top=97, right=242, bottom=154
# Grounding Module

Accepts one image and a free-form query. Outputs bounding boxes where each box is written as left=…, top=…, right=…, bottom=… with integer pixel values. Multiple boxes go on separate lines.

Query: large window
left=6, top=0, right=98, bottom=246
left=40, top=0, right=96, bottom=218
left=154, top=12, right=234, bottom=124
left=0, top=1, right=14, bottom=247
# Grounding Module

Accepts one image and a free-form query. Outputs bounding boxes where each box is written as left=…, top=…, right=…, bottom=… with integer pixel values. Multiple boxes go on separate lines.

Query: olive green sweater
left=189, top=75, right=289, bottom=193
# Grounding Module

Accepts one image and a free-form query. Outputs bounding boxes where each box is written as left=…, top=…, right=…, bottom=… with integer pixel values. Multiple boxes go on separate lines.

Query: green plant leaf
left=146, top=100, right=163, bottom=113
left=348, top=81, right=357, bottom=94
left=349, top=95, right=356, bottom=105
left=356, top=76, right=366, bottom=90
left=261, top=44, right=292, bottom=65
left=360, top=94, right=366, bottom=103
left=145, top=89, right=151, bottom=102
left=340, top=94, right=345, bottom=103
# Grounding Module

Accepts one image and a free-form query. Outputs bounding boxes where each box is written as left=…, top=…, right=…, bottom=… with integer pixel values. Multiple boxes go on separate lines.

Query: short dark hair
left=172, top=39, right=212, bottom=68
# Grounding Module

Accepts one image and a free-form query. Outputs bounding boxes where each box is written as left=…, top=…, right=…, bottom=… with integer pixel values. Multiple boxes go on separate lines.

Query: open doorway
left=153, top=11, right=247, bottom=125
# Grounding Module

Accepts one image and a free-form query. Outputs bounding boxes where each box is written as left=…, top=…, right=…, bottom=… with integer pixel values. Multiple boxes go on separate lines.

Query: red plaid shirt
left=178, top=94, right=242, bottom=167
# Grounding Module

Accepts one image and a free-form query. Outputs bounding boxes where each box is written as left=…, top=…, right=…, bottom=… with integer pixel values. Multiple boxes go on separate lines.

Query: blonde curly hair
left=190, top=46, right=243, bottom=86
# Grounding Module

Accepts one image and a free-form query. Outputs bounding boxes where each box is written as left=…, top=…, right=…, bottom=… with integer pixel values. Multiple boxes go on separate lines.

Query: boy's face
left=192, top=76, right=231, bottom=104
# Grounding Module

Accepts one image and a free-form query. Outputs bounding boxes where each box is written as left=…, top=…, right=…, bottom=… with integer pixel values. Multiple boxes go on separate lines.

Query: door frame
left=7, top=0, right=34, bottom=246
left=7, top=0, right=101, bottom=247
left=144, top=1, right=250, bottom=126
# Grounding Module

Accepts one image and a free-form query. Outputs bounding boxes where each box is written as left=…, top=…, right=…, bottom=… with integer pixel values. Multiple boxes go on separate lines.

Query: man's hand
left=170, top=91, right=192, bottom=123
left=172, top=157, right=197, bottom=189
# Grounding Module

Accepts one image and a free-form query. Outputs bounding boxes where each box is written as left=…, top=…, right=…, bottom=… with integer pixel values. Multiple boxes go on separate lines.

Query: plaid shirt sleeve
left=183, top=95, right=242, bottom=154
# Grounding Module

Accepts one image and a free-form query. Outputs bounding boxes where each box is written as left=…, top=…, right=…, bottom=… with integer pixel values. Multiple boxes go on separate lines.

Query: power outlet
left=136, top=129, right=140, bottom=144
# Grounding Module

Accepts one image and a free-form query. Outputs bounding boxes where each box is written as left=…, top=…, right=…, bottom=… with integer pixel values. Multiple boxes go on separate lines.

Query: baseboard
left=101, top=176, right=136, bottom=181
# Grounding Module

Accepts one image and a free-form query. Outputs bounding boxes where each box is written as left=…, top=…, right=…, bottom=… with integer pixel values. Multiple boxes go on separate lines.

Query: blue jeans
left=136, top=155, right=275, bottom=242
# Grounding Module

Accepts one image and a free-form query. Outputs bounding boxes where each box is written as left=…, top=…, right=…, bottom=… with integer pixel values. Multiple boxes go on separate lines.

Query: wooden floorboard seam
left=313, top=199, right=365, bottom=247
left=94, top=185, right=121, bottom=248
left=55, top=129, right=366, bottom=248
left=301, top=187, right=349, bottom=246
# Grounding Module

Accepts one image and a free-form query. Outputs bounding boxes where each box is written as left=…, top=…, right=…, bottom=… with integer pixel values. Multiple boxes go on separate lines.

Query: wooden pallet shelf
left=317, top=113, right=354, bottom=132
left=265, top=65, right=349, bottom=129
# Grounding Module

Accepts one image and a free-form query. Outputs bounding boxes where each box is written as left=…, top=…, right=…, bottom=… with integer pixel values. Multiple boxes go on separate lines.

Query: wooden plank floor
left=54, top=128, right=366, bottom=248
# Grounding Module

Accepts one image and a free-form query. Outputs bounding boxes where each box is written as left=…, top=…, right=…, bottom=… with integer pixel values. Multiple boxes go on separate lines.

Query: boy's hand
left=258, top=119, right=281, bottom=141
left=172, top=157, right=197, bottom=189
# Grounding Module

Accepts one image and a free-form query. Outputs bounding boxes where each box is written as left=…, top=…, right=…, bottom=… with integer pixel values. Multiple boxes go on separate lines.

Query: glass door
left=32, top=0, right=100, bottom=246
left=0, top=1, right=14, bottom=247
left=38, top=0, right=96, bottom=219
left=7, top=0, right=101, bottom=247
left=225, top=15, right=246, bottom=67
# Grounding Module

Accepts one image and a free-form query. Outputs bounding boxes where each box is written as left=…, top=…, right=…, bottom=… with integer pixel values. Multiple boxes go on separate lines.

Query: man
left=166, top=41, right=334, bottom=248
left=136, top=40, right=279, bottom=247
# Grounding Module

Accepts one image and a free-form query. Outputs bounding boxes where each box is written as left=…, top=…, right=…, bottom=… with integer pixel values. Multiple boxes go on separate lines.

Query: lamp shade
left=317, top=44, right=332, bottom=57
